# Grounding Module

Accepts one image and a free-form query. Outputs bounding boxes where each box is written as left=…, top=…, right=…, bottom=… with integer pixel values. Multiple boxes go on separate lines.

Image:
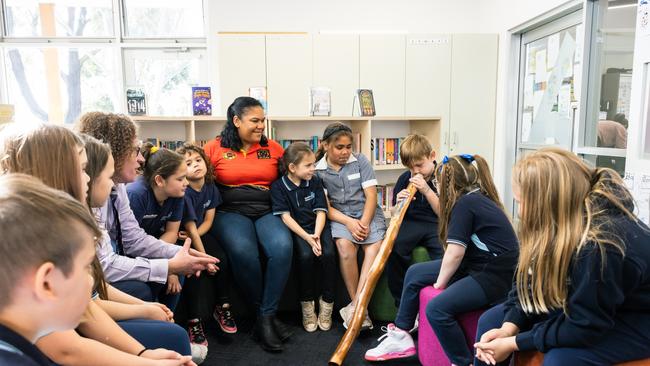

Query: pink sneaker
left=213, top=303, right=237, bottom=334
left=364, top=323, right=416, bottom=361
left=187, top=318, right=208, bottom=347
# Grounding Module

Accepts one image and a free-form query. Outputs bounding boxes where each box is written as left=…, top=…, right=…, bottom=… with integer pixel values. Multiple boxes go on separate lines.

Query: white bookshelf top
left=131, top=115, right=441, bottom=123
left=373, top=164, right=405, bottom=171
left=131, top=116, right=227, bottom=122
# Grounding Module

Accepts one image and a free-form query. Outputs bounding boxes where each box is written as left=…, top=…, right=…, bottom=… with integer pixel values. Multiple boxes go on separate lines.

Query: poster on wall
left=639, top=0, right=650, bottom=37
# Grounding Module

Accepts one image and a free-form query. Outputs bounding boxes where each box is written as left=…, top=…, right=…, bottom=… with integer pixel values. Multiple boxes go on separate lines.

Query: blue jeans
left=212, top=212, right=293, bottom=316
left=111, top=278, right=184, bottom=311
left=475, top=303, right=650, bottom=366
left=118, top=319, right=191, bottom=356
left=395, top=260, right=489, bottom=366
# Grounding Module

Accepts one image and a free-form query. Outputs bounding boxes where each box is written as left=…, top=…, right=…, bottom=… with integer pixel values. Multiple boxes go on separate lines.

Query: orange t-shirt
left=203, top=137, right=284, bottom=188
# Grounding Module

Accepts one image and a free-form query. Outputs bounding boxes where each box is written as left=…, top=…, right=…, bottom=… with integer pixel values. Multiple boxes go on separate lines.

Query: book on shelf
left=249, top=86, right=268, bottom=111
left=309, top=87, right=331, bottom=116
left=371, top=137, right=404, bottom=166
left=192, top=86, right=212, bottom=116
left=145, top=138, right=186, bottom=151
left=353, top=89, right=376, bottom=116
left=278, top=136, right=321, bottom=152
left=126, top=88, right=147, bottom=116
left=377, top=184, right=396, bottom=211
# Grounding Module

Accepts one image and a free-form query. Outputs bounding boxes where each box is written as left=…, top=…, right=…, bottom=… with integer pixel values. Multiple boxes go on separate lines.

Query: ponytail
left=141, top=142, right=184, bottom=188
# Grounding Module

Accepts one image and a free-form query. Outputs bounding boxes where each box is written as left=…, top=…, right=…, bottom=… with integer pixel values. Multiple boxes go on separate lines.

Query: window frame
left=0, top=0, right=208, bottom=118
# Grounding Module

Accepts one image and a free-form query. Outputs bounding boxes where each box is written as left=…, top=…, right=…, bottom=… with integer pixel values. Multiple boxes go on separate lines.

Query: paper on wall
left=547, top=34, right=560, bottom=69
left=535, top=50, right=548, bottom=83
left=558, top=84, right=571, bottom=119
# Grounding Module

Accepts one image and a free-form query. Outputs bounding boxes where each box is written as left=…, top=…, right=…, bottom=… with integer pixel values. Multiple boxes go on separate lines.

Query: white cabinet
left=217, top=35, right=266, bottom=116
left=312, top=34, right=360, bottom=116
left=448, top=34, right=499, bottom=164
left=265, top=34, right=313, bottom=116
left=405, top=34, right=451, bottom=119
left=359, top=35, right=406, bottom=116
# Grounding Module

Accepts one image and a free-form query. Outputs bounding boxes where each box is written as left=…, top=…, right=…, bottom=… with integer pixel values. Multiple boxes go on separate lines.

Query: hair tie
left=150, top=146, right=159, bottom=154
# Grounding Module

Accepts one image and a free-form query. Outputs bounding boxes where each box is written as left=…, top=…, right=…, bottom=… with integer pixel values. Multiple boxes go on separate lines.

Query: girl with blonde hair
left=475, top=148, right=650, bottom=365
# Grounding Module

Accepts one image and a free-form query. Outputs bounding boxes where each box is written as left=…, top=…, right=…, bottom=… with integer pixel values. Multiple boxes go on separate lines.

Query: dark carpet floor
left=201, top=313, right=421, bottom=366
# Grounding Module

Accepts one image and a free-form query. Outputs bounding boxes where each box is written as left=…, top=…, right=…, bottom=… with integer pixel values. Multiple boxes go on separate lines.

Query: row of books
left=377, top=184, right=396, bottom=212
left=127, top=86, right=377, bottom=118
left=145, top=138, right=186, bottom=151
left=371, top=137, right=404, bottom=165
left=278, top=136, right=322, bottom=152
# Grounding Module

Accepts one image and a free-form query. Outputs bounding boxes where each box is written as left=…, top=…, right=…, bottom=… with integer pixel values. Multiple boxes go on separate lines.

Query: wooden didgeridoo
left=329, top=183, right=418, bottom=366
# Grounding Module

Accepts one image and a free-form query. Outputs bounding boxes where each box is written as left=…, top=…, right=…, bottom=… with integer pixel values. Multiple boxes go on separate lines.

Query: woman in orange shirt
left=203, top=97, right=293, bottom=353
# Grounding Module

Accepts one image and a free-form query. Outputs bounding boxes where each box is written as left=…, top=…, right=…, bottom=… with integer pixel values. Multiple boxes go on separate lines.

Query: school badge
left=257, top=149, right=271, bottom=159
left=223, top=151, right=237, bottom=160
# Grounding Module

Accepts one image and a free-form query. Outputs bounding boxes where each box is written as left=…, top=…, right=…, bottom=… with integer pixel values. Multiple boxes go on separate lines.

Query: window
left=4, top=0, right=114, bottom=37
left=123, top=48, right=206, bottom=116
left=122, top=0, right=204, bottom=38
left=4, top=47, right=118, bottom=124
left=581, top=1, right=637, bottom=151
left=518, top=17, right=582, bottom=149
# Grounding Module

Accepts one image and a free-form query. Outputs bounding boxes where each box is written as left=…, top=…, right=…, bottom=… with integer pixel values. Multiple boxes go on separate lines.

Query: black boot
left=272, top=316, right=293, bottom=342
left=254, top=315, right=283, bottom=352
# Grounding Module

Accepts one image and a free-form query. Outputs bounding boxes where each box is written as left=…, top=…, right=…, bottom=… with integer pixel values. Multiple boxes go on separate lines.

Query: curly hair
left=76, top=112, right=137, bottom=179
left=176, top=142, right=214, bottom=184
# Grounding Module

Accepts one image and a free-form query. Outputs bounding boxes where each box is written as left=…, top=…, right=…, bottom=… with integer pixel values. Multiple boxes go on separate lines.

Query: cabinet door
left=217, top=35, right=266, bottom=116
left=313, top=34, right=359, bottom=116
left=405, top=34, right=451, bottom=118
left=449, top=34, right=499, bottom=165
left=266, top=34, right=312, bottom=116
left=360, top=35, right=406, bottom=116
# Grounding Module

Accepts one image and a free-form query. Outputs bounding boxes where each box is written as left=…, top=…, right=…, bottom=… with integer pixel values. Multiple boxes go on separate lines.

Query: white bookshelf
left=131, top=115, right=440, bottom=216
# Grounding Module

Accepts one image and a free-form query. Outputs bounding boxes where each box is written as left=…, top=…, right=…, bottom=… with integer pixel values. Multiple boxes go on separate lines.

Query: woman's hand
left=144, top=302, right=174, bottom=322
left=166, top=275, right=182, bottom=295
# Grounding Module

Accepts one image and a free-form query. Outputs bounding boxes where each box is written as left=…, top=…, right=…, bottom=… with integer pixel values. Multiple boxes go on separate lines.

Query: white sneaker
left=361, top=312, right=374, bottom=331
left=339, top=302, right=354, bottom=329
left=364, top=323, right=416, bottom=362
left=190, top=343, right=207, bottom=365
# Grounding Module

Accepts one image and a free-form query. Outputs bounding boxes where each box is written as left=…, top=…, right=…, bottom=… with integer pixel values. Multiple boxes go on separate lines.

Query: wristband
left=137, top=348, right=149, bottom=357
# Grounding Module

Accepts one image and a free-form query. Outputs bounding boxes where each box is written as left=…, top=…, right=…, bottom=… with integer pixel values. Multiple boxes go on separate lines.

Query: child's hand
left=178, top=231, right=188, bottom=240
left=166, top=275, right=182, bottom=295
left=147, top=302, right=174, bottom=322
left=309, top=234, right=322, bottom=256
left=409, top=174, right=432, bottom=196
left=396, top=189, right=414, bottom=202
left=346, top=219, right=368, bottom=242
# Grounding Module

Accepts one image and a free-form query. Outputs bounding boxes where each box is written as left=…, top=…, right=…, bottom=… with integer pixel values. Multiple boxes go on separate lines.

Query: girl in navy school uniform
left=365, top=154, right=519, bottom=366
left=270, top=142, right=337, bottom=333
left=474, top=148, right=650, bottom=366
left=176, top=143, right=237, bottom=347
left=126, top=143, right=188, bottom=311
left=315, top=122, right=387, bottom=331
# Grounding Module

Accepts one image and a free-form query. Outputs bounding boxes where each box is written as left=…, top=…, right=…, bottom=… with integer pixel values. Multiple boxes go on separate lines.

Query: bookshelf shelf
left=130, top=115, right=440, bottom=218
left=373, top=164, right=405, bottom=171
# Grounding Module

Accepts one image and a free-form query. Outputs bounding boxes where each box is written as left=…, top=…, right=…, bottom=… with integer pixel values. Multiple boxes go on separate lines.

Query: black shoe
left=254, top=315, right=283, bottom=352
left=272, top=316, right=293, bottom=342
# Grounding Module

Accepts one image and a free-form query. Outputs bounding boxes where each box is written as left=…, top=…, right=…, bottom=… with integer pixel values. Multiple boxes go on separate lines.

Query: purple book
left=192, top=86, right=212, bottom=116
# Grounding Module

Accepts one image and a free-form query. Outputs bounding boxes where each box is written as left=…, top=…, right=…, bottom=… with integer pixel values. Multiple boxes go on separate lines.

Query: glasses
left=438, top=154, right=474, bottom=173
left=131, top=141, right=143, bottom=158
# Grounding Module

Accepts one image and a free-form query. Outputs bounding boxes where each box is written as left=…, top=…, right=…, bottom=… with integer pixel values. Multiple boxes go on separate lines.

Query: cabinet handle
left=453, top=132, right=458, bottom=146
left=444, top=133, right=448, bottom=146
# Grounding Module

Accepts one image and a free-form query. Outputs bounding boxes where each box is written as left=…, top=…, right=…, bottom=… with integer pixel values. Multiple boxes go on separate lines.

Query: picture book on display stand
left=352, top=89, right=376, bottom=116
left=126, top=88, right=147, bottom=116
left=192, top=86, right=212, bottom=116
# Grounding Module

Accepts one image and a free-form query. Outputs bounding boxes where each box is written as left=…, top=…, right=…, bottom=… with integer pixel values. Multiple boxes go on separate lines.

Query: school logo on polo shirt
left=257, top=149, right=271, bottom=159
left=223, top=151, right=237, bottom=160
